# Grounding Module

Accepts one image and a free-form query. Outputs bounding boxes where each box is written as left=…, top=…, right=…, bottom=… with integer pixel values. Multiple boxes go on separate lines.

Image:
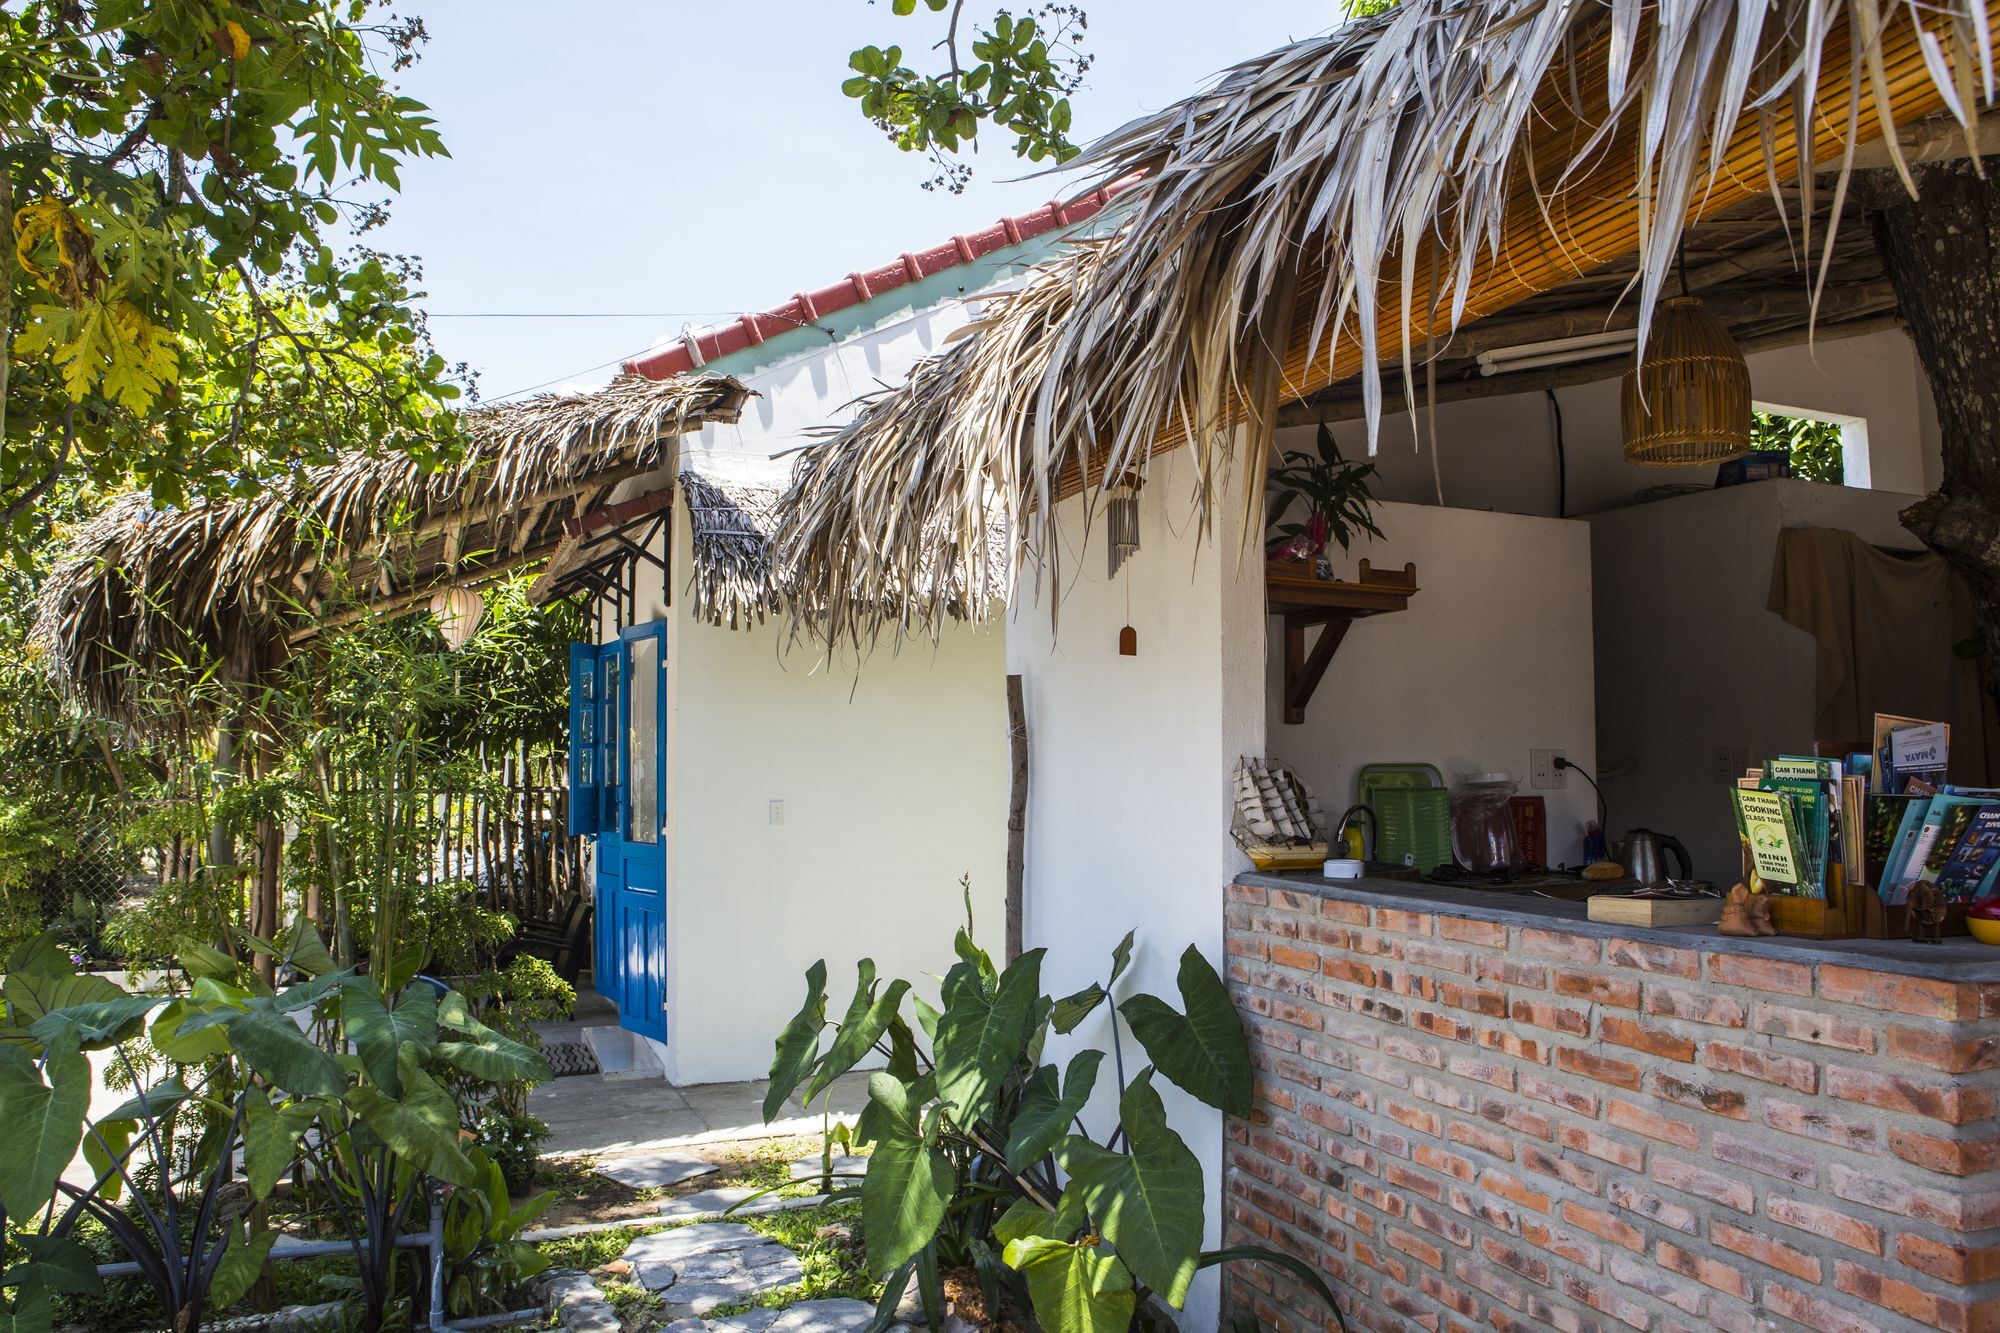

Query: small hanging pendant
left=1119, top=624, right=1138, bottom=656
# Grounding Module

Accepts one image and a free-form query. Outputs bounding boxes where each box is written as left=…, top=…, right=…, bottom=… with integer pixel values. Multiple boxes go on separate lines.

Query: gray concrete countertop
left=1236, top=869, right=2000, bottom=983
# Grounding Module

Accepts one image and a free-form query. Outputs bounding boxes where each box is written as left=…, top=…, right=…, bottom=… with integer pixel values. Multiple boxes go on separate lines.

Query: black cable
left=1545, top=388, right=1567, bottom=519
left=1555, top=755, right=1608, bottom=831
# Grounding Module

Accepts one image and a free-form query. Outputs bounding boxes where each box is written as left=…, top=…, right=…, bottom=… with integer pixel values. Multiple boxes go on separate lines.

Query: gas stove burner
left=1421, top=863, right=1583, bottom=890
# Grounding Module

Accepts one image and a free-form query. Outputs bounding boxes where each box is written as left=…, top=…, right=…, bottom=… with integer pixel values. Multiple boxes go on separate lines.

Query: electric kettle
left=1614, top=829, right=1693, bottom=885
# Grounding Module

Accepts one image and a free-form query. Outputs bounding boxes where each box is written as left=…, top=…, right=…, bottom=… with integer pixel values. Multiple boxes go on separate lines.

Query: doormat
left=543, top=1039, right=601, bottom=1077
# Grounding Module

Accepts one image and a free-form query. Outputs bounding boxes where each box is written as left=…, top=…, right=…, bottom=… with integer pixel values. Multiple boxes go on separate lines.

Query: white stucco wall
left=1300, top=326, right=1941, bottom=518
left=1267, top=502, right=1599, bottom=866
left=1006, top=446, right=1266, bottom=1333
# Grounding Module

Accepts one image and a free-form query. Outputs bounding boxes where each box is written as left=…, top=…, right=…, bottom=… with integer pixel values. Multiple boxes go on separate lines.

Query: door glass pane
left=627, top=636, right=659, bottom=844
left=601, top=654, right=620, bottom=832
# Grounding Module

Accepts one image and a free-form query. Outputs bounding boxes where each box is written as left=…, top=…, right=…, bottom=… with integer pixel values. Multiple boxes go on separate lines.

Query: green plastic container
left=1357, top=763, right=1451, bottom=872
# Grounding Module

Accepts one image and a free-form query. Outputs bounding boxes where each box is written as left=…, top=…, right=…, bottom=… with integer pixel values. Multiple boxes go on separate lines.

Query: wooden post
left=1005, top=674, right=1028, bottom=963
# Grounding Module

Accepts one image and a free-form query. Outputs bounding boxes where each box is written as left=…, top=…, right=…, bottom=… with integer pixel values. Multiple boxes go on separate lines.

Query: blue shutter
left=567, top=643, right=602, bottom=836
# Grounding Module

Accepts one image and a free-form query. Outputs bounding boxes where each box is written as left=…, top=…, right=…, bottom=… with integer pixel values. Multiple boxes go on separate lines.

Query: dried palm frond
left=775, top=0, right=1992, bottom=648
left=34, top=373, right=748, bottom=724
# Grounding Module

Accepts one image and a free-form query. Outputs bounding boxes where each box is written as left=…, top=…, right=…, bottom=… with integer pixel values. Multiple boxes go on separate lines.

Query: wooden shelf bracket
left=1268, top=559, right=1418, bottom=725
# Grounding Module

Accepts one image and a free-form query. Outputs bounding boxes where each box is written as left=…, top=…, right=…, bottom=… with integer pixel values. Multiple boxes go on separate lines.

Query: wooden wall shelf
left=1270, top=559, right=1418, bottom=724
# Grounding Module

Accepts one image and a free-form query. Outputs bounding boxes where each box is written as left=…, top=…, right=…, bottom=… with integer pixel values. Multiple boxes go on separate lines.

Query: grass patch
left=709, top=1201, right=880, bottom=1314
left=536, top=1224, right=653, bottom=1274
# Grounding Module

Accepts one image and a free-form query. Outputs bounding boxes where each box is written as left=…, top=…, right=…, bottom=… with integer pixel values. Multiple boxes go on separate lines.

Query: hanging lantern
left=429, top=585, right=486, bottom=651
left=1106, top=474, right=1142, bottom=577
left=1621, top=295, right=1753, bottom=467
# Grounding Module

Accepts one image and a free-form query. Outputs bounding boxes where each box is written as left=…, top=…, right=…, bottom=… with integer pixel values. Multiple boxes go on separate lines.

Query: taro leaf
left=953, top=929, right=997, bottom=993
left=993, top=1192, right=1087, bottom=1248
left=242, top=1087, right=320, bottom=1200
left=911, top=994, right=941, bottom=1044
left=348, top=1044, right=480, bottom=1187
left=29, top=996, right=161, bottom=1050
left=434, top=1026, right=552, bottom=1085
left=97, top=1077, right=191, bottom=1126
left=208, top=1221, right=279, bottom=1311
left=0, top=1035, right=89, bottom=1219
left=385, top=943, right=429, bottom=995
left=1, top=970, right=124, bottom=1049
left=807, top=961, right=910, bottom=1105
left=1002, top=1236, right=1137, bottom=1333
left=225, top=1004, right=345, bottom=1097
left=434, top=989, right=491, bottom=1037
left=273, top=969, right=350, bottom=1015
left=1118, top=945, right=1253, bottom=1117
left=1056, top=1069, right=1204, bottom=1309
left=1108, top=930, right=1135, bottom=986
left=248, top=913, right=336, bottom=977
left=151, top=999, right=231, bottom=1064
left=2, top=937, right=71, bottom=979
left=80, top=1119, right=133, bottom=1200
left=885, top=1015, right=921, bottom=1082
left=5, top=1234, right=101, bottom=1296
left=934, top=948, right=1043, bottom=1126
left=1049, top=983, right=1105, bottom=1035
left=1, top=1284, right=52, bottom=1333
left=340, top=978, right=437, bottom=1094
left=858, top=1072, right=953, bottom=1276
left=870, top=1257, right=918, bottom=1333
left=177, top=943, right=239, bottom=983
left=1006, top=1049, right=1103, bottom=1172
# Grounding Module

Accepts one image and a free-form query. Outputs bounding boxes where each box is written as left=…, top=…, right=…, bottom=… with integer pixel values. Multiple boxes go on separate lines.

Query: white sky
left=365, top=1, right=1341, bottom=401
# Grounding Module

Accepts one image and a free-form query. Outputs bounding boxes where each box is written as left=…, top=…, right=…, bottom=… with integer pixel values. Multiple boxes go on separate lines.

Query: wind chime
left=1106, top=473, right=1142, bottom=655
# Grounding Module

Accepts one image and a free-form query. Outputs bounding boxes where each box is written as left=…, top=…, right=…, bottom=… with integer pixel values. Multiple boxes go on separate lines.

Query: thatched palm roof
left=34, top=373, right=749, bottom=721
left=774, top=0, right=1994, bottom=646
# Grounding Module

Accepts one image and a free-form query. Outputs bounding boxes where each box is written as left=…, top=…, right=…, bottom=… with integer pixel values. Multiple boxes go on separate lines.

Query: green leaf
left=1118, top=946, right=1253, bottom=1117
left=1006, top=1050, right=1102, bottom=1172
left=0, top=1035, right=89, bottom=1219
left=242, top=1087, right=319, bottom=1200
left=1108, top=931, right=1136, bottom=986
left=1, top=969, right=124, bottom=1049
left=97, top=1077, right=190, bottom=1126
left=1005, top=1237, right=1137, bottom=1333
left=208, top=1222, right=278, bottom=1310
left=349, top=1045, right=480, bottom=1186
left=5, top=1235, right=102, bottom=1297
left=0, top=1285, right=52, bottom=1333
left=434, top=1028, right=552, bottom=1085
left=29, top=996, right=161, bottom=1050
left=993, top=1192, right=1087, bottom=1248
left=858, top=1072, right=953, bottom=1276
left=934, top=948, right=1043, bottom=1125
left=808, top=961, right=911, bottom=1105
left=80, top=1119, right=133, bottom=1200
left=151, top=1000, right=231, bottom=1064
left=340, top=978, right=437, bottom=1094
left=225, top=1004, right=345, bottom=1097
left=1198, top=1246, right=1346, bottom=1326
left=1056, top=1070, right=1205, bottom=1309
left=1050, top=984, right=1105, bottom=1035
left=176, top=944, right=239, bottom=983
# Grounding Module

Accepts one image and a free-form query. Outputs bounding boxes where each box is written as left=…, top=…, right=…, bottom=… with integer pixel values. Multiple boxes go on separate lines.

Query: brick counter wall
left=1222, top=882, right=2000, bottom=1333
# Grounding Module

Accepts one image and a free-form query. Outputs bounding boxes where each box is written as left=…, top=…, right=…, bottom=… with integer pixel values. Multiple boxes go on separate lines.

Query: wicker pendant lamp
left=1621, top=293, right=1752, bottom=467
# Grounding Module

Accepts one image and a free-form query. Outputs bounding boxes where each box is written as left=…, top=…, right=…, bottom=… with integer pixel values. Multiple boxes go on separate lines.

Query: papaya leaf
left=1002, top=1236, right=1136, bottom=1333
left=934, top=948, right=1042, bottom=1126
left=1006, top=1049, right=1102, bottom=1172
left=858, top=1072, right=953, bottom=1276
left=0, top=1035, right=89, bottom=1219
left=1056, top=1069, right=1204, bottom=1309
left=1118, top=945, right=1253, bottom=1117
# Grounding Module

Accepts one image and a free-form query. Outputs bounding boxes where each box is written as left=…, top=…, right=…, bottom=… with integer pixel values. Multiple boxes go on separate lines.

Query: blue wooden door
left=571, top=623, right=668, bottom=1043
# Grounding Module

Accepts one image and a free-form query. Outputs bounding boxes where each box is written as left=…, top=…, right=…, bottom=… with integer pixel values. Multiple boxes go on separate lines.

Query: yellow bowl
left=1967, top=917, right=2000, bottom=946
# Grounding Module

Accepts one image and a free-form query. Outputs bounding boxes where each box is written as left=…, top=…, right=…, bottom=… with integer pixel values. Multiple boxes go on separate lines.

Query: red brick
left=1555, top=1047, right=1642, bottom=1091
left=1644, top=985, right=1747, bottom=1028
left=1270, top=888, right=1322, bottom=912
left=1763, top=1281, right=1884, bottom=1333
left=1520, top=1144, right=1601, bottom=1194
left=1700, top=1040, right=1817, bottom=1093
left=1836, top=1259, right=1991, bottom=1331
left=1478, top=1168, right=1551, bottom=1214
left=1889, top=1126, right=2000, bottom=1176
left=1559, top=1271, right=1654, bottom=1329
left=1372, top=908, right=1433, bottom=936
left=1713, top=1131, right=1816, bottom=1186
left=1655, top=1241, right=1750, bottom=1300
left=1603, top=938, right=1701, bottom=978
left=1749, top=1001, right=1876, bottom=1052
left=1609, top=1252, right=1705, bottom=1317
left=1270, top=943, right=1318, bottom=972
left=1520, top=929, right=1600, bottom=964
left=1478, top=1096, right=1553, bottom=1141
left=1708, top=954, right=1813, bottom=995
left=1605, top=1098, right=1699, bottom=1148
left=1402, top=941, right=1473, bottom=974
left=1759, top=1097, right=1879, bottom=1152
left=1380, top=1033, right=1442, bottom=1069
left=1552, top=968, right=1641, bottom=1009
left=1599, top=1015, right=1695, bottom=1062
left=1826, top=1065, right=1997, bottom=1124
left=1828, top=1162, right=2000, bottom=1229
left=1458, top=1259, right=1528, bottom=1311
left=1320, top=955, right=1378, bottom=988
left=1478, top=1029, right=1546, bottom=1063
left=1561, top=1199, right=1644, bottom=1252
left=1763, top=1195, right=1881, bottom=1254
left=1609, top=1180, right=1699, bottom=1234
left=1387, top=1102, right=1442, bottom=1138
left=1886, top=1024, right=2000, bottom=1073
left=1412, top=1010, right=1473, bottom=1043
left=1320, top=898, right=1370, bottom=924
left=1896, top=1232, right=2000, bottom=1285
left=1446, top=1119, right=1516, bottom=1162
left=1446, top=1052, right=1514, bottom=1090
left=1227, top=881, right=1269, bottom=904
left=1651, top=1071, right=1749, bottom=1119
left=1559, top=1124, right=1644, bottom=1171
left=1521, top=1073, right=1599, bottom=1118
left=1385, top=1224, right=1445, bottom=1271
left=1650, top=1156, right=1754, bottom=1212
left=1437, top=981, right=1507, bottom=1018
left=1414, top=1142, right=1475, bottom=1183
left=1478, top=1234, right=1551, bottom=1285
left=1478, top=956, right=1549, bottom=988
left=1437, top=916, right=1507, bottom=948
left=1820, top=966, right=1980, bottom=1019
left=1509, top=998, right=1588, bottom=1035
left=1522, top=1218, right=1602, bottom=1272
left=1710, top=1219, right=1819, bottom=1282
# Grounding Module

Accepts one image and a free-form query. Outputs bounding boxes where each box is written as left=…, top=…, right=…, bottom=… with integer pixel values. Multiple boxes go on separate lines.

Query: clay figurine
left=1747, top=887, right=1777, bottom=937
left=1908, top=879, right=1946, bottom=945
left=1717, top=883, right=1758, bottom=937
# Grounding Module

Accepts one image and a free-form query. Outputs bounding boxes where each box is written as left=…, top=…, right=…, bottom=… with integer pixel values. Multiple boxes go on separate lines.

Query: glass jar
left=1450, top=773, right=1522, bottom=873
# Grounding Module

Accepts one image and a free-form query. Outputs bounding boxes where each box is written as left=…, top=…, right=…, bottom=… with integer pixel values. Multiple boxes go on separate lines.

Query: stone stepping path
left=787, top=1151, right=869, bottom=1182
left=663, top=1299, right=878, bottom=1333
left=660, top=1186, right=833, bottom=1220
left=621, top=1221, right=807, bottom=1317
left=595, top=1148, right=721, bottom=1190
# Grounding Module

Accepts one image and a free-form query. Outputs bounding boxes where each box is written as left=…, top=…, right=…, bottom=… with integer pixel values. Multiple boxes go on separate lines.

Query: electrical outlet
left=1712, top=745, right=1752, bottom=784
left=768, top=799, right=785, bottom=826
left=1530, top=749, right=1567, bottom=790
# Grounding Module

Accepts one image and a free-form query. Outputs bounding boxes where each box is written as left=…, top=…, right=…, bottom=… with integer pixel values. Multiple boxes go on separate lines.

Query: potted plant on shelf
left=1267, top=420, right=1384, bottom=579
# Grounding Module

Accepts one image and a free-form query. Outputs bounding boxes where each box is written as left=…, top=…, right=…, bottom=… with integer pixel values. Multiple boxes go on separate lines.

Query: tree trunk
left=1863, top=155, right=2000, bottom=704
